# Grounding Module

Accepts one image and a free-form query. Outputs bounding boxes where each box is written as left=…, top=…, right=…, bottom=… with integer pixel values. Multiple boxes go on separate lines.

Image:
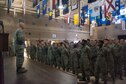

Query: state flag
left=91, top=6, right=100, bottom=17
left=115, top=0, right=120, bottom=15
left=62, top=0, right=69, bottom=15
left=36, top=4, right=40, bottom=18
left=74, top=14, right=79, bottom=25
left=105, top=0, right=116, bottom=13
left=42, top=0, right=47, bottom=15
left=33, top=0, right=38, bottom=7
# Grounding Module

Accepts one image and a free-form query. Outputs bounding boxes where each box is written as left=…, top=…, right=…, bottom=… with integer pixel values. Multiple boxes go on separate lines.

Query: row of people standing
left=26, top=39, right=126, bottom=84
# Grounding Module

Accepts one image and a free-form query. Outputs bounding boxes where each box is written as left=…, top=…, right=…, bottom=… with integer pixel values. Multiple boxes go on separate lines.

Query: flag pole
left=78, top=0, right=80, bottom=27
left=7, top=0, right=10, bottom=13
left=88, top=14, right=91, bottom=37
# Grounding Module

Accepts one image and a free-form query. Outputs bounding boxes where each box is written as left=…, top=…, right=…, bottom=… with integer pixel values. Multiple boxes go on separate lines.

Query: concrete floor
left=4, top=57, right=77, bottom=84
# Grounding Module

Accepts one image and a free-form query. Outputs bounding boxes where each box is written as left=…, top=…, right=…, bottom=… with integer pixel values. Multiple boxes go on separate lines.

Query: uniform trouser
left=72, top=61, right=78, bottom=74
left=56, top=57, right=61, bottom=68
left=95, top=66, right=107, bottom=83
left=16, top=49, right=24, bottom=68
left=117, top=63, right=123, bottom=77
left=80, top=66, right=90, bottom=81
left=115, top=58, right=123, bottom=78
left=123, top=60, right=126, bottom=75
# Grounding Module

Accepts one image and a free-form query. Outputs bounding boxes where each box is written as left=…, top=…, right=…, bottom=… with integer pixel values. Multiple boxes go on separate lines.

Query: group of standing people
left=26, top=39, right=126, bottom=84
left=13, top=22, right=126, bottom=84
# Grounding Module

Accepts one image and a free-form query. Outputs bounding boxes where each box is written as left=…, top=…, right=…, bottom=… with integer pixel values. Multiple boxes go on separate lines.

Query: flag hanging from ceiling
left=33, top=0, right=38, bottom=7
left=105, top=0, right=116, bottom=13
left=96, top=6, right=102, bottom=26
left=56, top=0, right=60, bottom=6
left=106, top=12, right=111, bottom=25
left=122, top=20, right=126, bottom=30
left=96, top=16, right=102, bottom=26
left=48, top=9, right=53, bottom=20
left=22, top=0, right=26, bottom=15
left=74, top=14, right=79, bottom=25
left=50, top=0, right=55, bottom=10
left=55, top=0, right=60, bottom=17
left=82, top=5, right=88, bottom=14
left=105, top=0, right=116, bottom=23
left=101, top=4, right=106, bottom=25
left=8, top=0, right=12, bottom=13
left=66, top=15, right=70, bottom=24
left=115, top=0, right=120, bottom=15
left=62, top=0, right=69, bottom=15
left=42, top=0, right=47, bottom=15
left=80, top=9, right=86, bottom=25
left=88, top=0, right=97, bottom=3
left=71, top=0, right=78, bottom=10
left=8, top=0, right=12, bottom=8
left=91, top=6, right=100, bottom=17
left=36, top=4, right=40, bottom=17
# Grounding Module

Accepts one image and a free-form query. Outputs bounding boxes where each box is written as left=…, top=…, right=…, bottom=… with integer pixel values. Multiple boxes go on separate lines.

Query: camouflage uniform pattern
left=14, top=28, right=25, bottom=68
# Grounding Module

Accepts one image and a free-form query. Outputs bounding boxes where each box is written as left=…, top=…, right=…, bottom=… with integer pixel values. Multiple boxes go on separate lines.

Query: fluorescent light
left=58, top=5, right=64, bottom=9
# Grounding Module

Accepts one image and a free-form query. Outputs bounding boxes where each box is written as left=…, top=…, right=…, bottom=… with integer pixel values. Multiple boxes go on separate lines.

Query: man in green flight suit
left=14, top=22, right=27, bottom=73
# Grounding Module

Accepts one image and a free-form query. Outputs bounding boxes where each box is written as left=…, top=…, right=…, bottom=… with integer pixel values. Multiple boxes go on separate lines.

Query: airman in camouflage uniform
left=36, top=43, right=42, bottom=62
left=113, top=39, right=123, bottom=80
left=29, top=44, right=36, bottom=60
left=47, top=42, right=53, bottom=66
left=95, top=40, right=107, bottom=84
left=61, top=43, right=69, bottom=71
left=14, top=22, right=27, bottom=73
left=90, top=40, right=98, bottom=76
left=26, top=45, right=30, bottom=58
left=121, top=40, right=126, bottom=76
left=70, top=44, right=79, bottom=75
left=51, top=43, right=58, bottom=67
left=80, top=40, right=91, bottom=82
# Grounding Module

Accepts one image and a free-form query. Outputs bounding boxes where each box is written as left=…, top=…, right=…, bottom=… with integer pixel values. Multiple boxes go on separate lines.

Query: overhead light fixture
left=58, top=5, right=64, bottom=9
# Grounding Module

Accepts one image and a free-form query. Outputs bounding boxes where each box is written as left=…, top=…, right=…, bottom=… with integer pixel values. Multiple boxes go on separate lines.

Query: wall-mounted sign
left=52, top=34, right=56, bottom=38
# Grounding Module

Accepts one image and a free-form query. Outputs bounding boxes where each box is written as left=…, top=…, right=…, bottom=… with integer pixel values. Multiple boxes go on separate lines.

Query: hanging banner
left=50, top=0, right=55, bottom=10
left=120, top=8, right=126, bottom=15
left=91, top=6, right=100, bottom=17
left=74, top=14, right=79, bottom=25
left=52, top=0, right=56, bottom=9
left=8, top=0, right=12, bottom=8
left=105, top=0, right=116, bottom=24
left=89, top=0, right=104, bottom=8
left=101, top=4, right=106, bottom=25
left=36, top=4, right=40, bottom=17
left=82, top=5, right=88, bottom=14
left=22, top=0, right=26, bottom=15
left=66, top=15, right=70, bottom=24
left=33, top=0, right=38, bottom=7
left=115, top=0, right=120, bottom=15
left=105, top=0, right=116, bottom=13
left=48, top=8, right=52, bottom=20
left=122, top=20, right=126, bottom=30
left=96, top=16, right=102, bottom=26
left=42, top=0, right=47, bottom=15
left=71, top=0, right=78, bottom=10
left=8, top=0, right=12, bottom=13
left=88, top=0, right=97, bottom=3
left=80, top=9, right=85, bottom=25
left=55, top=0, right=60, bottom=17
left=62, top=0, right=69, bottom=15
